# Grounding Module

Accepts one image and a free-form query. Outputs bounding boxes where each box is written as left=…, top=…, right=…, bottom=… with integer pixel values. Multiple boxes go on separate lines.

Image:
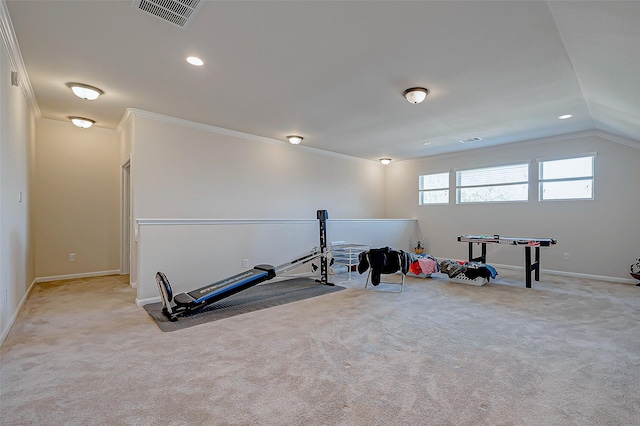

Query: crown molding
left=118, top=108, right=377, bottom=165
left=593, top=129, right=640, bottom=150
left=116, top=108, right=134, bottom=133
left=396, top=129, right=639, bottom=165
left=0, top=0, right=41, bottom=118
left=39, top=117, right=116, bottom=134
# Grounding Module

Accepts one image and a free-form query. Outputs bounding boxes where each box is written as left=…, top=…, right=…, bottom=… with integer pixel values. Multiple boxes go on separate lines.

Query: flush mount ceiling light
left=287, top=135, right=303, bottom=145
left=66, top=82, right=104, bottom=100
left=380, top=158, right=392, bottom=165
left=68, top=116, right=95, bottom=129
left=186, top=56, right=204, bottom=66
left=558, top=114, right=573, bottom=120
left=403, top=87, right=429, bottom=104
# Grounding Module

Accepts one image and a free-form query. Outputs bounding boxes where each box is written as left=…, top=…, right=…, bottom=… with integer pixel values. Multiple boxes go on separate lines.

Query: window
left=539, top=155, right=594, bottom=201
left=456, top=163, right=529, bottom=203
left=419, top=172, right=449, bottom=205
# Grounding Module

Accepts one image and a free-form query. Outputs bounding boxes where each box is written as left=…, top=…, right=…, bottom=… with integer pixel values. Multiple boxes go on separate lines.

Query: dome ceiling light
left=66, top=82, right=104, bottom=100
left=403, top=87, right=429, bottom=104
left=380, top=158, right=392, bottom=165
left=287, top=135, right=303, bottom=145
left=68, top=116, right=95, bottom=128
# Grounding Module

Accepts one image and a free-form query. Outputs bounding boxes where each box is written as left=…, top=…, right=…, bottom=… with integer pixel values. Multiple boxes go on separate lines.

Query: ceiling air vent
left=459, top=137, right=483, bottom=144
left=133, top=0, right=202, bottom=29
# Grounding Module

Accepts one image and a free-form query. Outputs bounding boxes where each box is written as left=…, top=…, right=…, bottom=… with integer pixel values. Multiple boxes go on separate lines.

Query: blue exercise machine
left=155, top=210, right=331, bottom=321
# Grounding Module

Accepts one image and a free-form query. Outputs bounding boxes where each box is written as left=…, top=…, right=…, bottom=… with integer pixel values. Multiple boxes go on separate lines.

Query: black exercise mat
left=144, top=277, right=345, bottom=332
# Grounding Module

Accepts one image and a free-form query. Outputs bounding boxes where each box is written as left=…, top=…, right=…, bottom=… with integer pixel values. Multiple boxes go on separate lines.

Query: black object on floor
left=144, top=277, right=344, bottom=332
left=155, top=211, right=331, bottom=321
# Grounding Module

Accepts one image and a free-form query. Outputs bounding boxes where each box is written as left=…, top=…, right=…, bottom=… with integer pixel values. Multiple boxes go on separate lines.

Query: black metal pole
left=316, top=210, right=333, bottom=286
left=525, top=246, right=532, bottom=288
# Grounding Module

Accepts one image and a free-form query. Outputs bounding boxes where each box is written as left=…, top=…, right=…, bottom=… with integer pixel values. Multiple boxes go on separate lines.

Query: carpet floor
left=1, top=269, right=639, bottom=425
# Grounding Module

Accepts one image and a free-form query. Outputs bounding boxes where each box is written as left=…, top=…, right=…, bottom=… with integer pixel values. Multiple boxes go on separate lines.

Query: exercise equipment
left=155, top=210, right=331, bottom=321
left=631, top=258, right=640, bottom=286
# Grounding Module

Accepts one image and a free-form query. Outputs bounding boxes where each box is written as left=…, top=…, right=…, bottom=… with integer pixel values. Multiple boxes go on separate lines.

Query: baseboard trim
left=34, top=270, right=121, bottom=283
left=487, top=263, right=636, bottom=285
left=0, top=278, right=37, bottom=348
left=137, top=296, right=161, bottom=307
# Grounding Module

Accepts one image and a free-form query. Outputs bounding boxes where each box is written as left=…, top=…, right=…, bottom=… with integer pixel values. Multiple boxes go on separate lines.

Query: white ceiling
left=5, top=1, right=640, bottom=161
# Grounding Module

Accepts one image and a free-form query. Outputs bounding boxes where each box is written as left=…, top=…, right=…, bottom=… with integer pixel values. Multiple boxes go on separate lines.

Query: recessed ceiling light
left=68, top=116, right=95, bottom=128
left=380, top=158, right=392, bottom=165
left=287, top=135, right=303, bottom=145
left=186, top=56, right=204, bottom=66
left=66, top=82, right=104, bottom=100
left=423, top=142, right=432, bottom=146
left=558, top=114, right=573, bottom=120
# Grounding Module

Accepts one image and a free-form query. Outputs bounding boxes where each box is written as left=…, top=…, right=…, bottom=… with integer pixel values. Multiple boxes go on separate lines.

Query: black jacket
left=358, top=247, right=411, bottom=286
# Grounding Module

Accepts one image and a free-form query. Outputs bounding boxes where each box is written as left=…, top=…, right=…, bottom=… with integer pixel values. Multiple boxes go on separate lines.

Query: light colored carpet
left=1, top=270, right=639, bottom=425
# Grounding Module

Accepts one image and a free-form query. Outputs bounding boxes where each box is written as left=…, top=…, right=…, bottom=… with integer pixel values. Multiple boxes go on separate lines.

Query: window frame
left=455, top=161, right=530, bottom=204
left=538, top=153, right=595, bottom=202
left=418, top=171, right=450, bottom=205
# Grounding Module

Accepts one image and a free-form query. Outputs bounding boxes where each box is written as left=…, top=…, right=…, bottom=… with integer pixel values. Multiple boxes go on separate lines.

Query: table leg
left=535, top=246, right=540, bottom=281
left=468, top=242, right=486, bottom=263
left=525, top=246, right=532, bottom=288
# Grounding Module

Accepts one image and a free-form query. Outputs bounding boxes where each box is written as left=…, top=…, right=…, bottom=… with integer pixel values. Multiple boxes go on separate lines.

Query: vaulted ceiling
left=5, top=1, right=640, bottom=161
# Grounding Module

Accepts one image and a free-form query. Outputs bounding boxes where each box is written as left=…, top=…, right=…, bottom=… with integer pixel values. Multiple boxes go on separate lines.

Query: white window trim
left=419, top=171, right=450, bottom=205
left=538, top=153, right=595, bottom=202
left=455, top=161, right=530, bottom=204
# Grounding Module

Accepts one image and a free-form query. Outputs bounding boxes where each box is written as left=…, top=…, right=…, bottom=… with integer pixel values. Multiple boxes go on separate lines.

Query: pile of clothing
left=409, top=254, right=440, bottom=276
left=439, top=259, right=498, bottom=281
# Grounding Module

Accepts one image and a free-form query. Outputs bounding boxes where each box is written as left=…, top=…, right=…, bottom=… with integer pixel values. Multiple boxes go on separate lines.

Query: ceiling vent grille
left=133, top=0, right=202, bottom=28
left=459, top=137, right=483, bottom=144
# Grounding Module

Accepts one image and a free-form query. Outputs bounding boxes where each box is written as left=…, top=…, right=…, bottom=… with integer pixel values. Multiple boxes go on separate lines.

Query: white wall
left=0, top=28, right=35, bottom=342
left=131, top=112, right=385, bottom=220
left=34, top=119, right=120, bottom=279
left=136, top=218, right=417, bottom=301
left=384, top=132, right=640, bottom=281
left=128, top=111, right=396, bottom=300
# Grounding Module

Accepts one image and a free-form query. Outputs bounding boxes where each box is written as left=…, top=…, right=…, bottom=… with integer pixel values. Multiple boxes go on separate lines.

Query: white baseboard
left=34, top=269, right=121, bottom=283
left=1, top=278, right=37, bottom=348
left=136, top=296, right=161, bottom=306
left=491, top=263, right=636, bottom=285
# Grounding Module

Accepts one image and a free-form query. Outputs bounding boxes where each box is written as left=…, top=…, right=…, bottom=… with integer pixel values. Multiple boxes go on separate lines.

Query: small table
left=457, top=235, right=557, bottom=288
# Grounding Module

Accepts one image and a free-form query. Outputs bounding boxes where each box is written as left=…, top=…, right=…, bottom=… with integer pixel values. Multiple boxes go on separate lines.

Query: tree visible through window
left=456, top=163, right=529, bottom=203
left=419, top=172, right=449, bottom=205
